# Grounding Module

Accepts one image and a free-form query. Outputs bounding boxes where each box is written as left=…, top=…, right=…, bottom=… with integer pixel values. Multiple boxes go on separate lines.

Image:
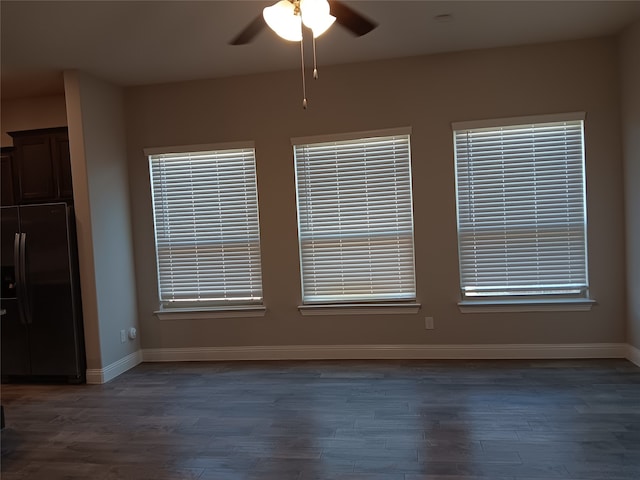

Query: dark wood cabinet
left=1, top=148, right=16, bottom=206
left=12, top=132, right=57, bottom=202
left=53, top=134, right=73, bottom=199
left=8, top=127, right=73, bottom=205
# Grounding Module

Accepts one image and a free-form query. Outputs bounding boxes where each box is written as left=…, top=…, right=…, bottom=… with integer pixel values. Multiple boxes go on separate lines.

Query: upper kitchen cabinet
left=8, top=127, right=73, bottom=205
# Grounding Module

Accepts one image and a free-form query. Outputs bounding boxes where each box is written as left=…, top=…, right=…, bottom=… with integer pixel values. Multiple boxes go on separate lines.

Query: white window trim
left=154, top=305, right=267, bottom=320
left=293, top=127, right=417, bottom=305
left=458, top=298, right=595, bottom=313
left=452, top=112, right=593, bottom=309
left=146, top=140, right=264, bottom=310
left=298, top=302, right=421, bottom=316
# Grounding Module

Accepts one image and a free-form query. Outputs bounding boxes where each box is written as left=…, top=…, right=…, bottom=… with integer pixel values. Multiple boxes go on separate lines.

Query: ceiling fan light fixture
left=309, top=14, right=336, bottom=38
left=300, top=0, right=336, bottom=37
left=263, top=0, right=302, bottom=42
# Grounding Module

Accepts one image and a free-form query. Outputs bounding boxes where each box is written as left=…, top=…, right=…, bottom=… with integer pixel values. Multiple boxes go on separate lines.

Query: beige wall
left=1, top=94, right=67, bottom=146
left=620, top=21, right=640, bottom=351
left=126, top=37, right=626, bottom=350
left=65, top=71, right=139, bottom=369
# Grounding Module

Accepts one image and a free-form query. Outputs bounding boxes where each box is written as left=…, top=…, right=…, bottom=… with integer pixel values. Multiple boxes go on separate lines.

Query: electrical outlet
left=424, top=317, right=434, bottom=330
left=120, top=329, right=126, bottom=343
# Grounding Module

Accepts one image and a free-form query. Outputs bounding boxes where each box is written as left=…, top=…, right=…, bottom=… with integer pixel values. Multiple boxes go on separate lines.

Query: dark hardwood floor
left=1, top=359, right=639, bottom=479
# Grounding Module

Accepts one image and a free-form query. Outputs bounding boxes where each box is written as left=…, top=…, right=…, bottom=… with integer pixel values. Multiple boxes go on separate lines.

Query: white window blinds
left=148, top=144, right=263, bottom=307
left=453, top=114, right=589, bottom=298
left=293, top=130, right=416, bottom=303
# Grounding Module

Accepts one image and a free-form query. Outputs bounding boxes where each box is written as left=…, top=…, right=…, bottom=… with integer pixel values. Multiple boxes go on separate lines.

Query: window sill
left=154, top=305, right=266, bottom=320
left=298, top=302, right=421, bottom=316
left=458, top=298, right=596, bottom=313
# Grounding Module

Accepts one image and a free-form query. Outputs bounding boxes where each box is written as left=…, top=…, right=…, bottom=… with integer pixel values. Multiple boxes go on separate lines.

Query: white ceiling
left=2, top=0, right=640, bottom=99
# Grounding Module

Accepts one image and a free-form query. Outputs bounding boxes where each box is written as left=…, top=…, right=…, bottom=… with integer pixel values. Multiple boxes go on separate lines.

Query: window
left=453, top=113, right=590, bottom=304
left=147, top=142, right=263, bottom=310
left=293, top=128, right=416, bottom=305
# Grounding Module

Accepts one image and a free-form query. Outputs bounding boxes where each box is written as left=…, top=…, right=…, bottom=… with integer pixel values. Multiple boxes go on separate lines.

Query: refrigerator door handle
left=19, top=233, right=33, bottom=325
left=14, top=232, right=27, bottom=325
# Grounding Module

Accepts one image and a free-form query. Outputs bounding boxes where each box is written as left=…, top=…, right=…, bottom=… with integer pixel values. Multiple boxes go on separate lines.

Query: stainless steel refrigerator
left=1, top=203, right=85, bottom=383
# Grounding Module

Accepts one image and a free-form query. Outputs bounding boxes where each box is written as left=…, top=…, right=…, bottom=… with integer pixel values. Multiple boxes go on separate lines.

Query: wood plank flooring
left=1, top=359, right=640, bottom=480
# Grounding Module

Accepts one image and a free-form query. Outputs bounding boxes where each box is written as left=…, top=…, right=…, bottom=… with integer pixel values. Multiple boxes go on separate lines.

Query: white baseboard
left=141, top=343, right=628, bottom=363
left=86, top=350, right=143, bottom=384
left=79, top=344, right=636, bottom=384
left=628, top=344, right=640, bottom=367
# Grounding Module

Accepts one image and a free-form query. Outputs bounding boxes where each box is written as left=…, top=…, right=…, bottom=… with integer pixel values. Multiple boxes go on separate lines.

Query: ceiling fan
left=229, top=0, right=378, bottom=46
left=229, top=0, right=377, bottom=109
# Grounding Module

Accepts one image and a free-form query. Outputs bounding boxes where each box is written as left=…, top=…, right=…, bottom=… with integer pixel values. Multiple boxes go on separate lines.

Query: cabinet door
left=52, top=133, right=73, bottom=200
left=0, top=149, right=16, bottom=206
left=13, top=134, right=56, bottom=203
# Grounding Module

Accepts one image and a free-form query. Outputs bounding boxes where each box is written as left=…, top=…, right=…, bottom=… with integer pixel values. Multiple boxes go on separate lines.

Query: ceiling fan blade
left=229, top=14, right=265, bottom=45
left=330, top=0, right=377, bottom=37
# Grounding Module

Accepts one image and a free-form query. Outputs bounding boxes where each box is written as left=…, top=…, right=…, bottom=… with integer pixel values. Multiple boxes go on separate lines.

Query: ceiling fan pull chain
left=300, top=27, right=308, bottom=109
left=312, top=36, right=319, bottom=80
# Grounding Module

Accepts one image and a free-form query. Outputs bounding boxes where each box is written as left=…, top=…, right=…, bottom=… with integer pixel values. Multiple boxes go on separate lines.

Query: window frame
left=145, top=141, right=265, bottom=318
left=451, top=113, right=594, bottom=312
left=292, top=127, right=420, bottom=313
